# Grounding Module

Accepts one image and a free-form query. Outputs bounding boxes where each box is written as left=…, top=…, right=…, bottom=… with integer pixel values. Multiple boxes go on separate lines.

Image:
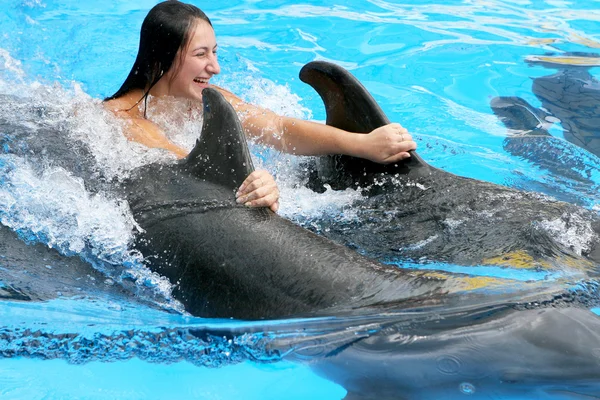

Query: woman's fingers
left=270, top=201, right=279, bottom=213
left=237, top=184, right=278, bottom=204
left=236, top=170, right=264, bottom=197
left=236, top=170, right=280, bottom=211
left=242, top=191, right=280, bottom=207
left=383, top=151, right=412, bottom=163
left=361, top=123, right=417, bottom=164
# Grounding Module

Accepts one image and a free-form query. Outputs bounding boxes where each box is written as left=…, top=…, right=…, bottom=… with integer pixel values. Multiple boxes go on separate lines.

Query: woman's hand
left=357, top=123, right=417, bottom=164
left=236, top=170, right=280, bottom=212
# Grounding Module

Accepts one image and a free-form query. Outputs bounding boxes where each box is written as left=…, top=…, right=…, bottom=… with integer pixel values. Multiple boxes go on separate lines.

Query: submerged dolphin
left=489, top=54, right=600, bottom=200
left=300, top=302, right=600, bottom=399
left=297, top=61, right=600, bottom=272
left=491, top=54, right=600, bottom=158
left=0, top=223, right=141, bottom=303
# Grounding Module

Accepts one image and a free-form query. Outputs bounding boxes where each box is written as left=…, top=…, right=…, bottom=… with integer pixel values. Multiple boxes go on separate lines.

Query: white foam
left=0, top=154, right=178, bottom=305
left=537, top=212, right=597, bottom=256
left=400, top=235, right=439, bottom=251
left=443, top=219, right=464, bottom=230
left=278, top=183, right=362, bottom=223
left=0, top=49, right=25, bottom=93
left=143, top=95, right=204, bottom=153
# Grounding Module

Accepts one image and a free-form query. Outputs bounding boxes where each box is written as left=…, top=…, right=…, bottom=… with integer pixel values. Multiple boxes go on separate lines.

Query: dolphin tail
left=183, top=87, right=254, bottom=190
left=299, top=61, right=430, bottom=192
left=490, top=96, right=552, bottom=136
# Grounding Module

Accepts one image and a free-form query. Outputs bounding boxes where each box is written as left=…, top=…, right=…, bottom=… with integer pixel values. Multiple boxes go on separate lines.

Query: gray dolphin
left=120, top=86, right=600, bottom=398
left=297, top=61, right=600, bottom=272
left=123, top=87, right=459, bottom=320
left=0, top=223, right=142, bottom=303
left=298, top=303, right=600, bottom=399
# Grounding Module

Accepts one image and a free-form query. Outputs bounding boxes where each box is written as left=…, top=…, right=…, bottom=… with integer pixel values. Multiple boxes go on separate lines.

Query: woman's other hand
left=236, top=170, right=280, bottom=212
left=358, top=123, right=417, bottom=164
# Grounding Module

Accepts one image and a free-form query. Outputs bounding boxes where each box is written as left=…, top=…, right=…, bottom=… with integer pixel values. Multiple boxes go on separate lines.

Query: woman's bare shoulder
left=103, top=92, right=144, bottom=119
left=103, top=100, right=130, bottom=119
left=103, top=94, right=187, bottom=158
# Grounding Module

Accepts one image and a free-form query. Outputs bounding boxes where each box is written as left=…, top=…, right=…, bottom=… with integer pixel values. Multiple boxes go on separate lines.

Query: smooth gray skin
left=123, top=88, right=454, bottom=320
left=298, top=61, right=600, bottom=268
left=2, top=73, right=600, bottom=400
left=121, top=87, right=600, bottom=399
left=303, top=305, right=600, bottom=399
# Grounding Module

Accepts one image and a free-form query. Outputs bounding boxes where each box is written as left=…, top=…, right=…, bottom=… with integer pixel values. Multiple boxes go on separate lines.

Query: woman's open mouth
left=193, top=77, right=209, bottom=86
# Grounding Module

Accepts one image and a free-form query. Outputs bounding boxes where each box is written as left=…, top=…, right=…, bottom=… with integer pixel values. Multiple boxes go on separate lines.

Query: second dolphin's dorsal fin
left=299, top=61, right=429, bottom=191
left=183, top=88, right=254, bottom=191
left=300, top=61, right=390, bottom=133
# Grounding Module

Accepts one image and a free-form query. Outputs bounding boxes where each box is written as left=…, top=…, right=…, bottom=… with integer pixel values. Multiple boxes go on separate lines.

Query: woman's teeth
left=194, top=78, right=208, bottom=83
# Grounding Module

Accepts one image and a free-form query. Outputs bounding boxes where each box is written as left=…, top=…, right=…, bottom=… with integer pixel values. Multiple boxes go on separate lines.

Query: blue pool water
left=1, top=0, right=600, bottom=399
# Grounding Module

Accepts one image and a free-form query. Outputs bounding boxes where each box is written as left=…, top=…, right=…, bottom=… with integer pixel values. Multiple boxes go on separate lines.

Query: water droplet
left=459, top=382, right=476, bottom=395
left=437, top=355, right=461, bottom=374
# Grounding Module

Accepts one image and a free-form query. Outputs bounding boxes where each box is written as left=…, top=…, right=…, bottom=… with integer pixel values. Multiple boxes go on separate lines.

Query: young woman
left=104, top=1, right=417, bottom=213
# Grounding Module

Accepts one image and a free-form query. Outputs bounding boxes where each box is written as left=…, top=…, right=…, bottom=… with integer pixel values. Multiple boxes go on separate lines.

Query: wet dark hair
left=104, top=1, right=212, bottom=116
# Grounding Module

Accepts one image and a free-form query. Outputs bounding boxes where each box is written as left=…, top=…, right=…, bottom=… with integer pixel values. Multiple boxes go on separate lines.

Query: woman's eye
left=195, top=53, right=205, bottom=57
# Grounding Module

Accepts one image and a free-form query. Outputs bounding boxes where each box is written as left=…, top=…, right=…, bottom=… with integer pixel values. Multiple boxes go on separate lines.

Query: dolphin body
left=0, top=223, right=142, bottom=304
left=291, top=62, right=600, bottom=397
left=297, top=61, right=600, bottom=271
left=299, top=303, right=600, bottom=399
left=122, top=87, right=457, bottom=320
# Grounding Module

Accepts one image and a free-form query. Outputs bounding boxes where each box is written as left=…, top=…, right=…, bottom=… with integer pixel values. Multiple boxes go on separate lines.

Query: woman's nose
left=207, top=55, right=220, bottom=75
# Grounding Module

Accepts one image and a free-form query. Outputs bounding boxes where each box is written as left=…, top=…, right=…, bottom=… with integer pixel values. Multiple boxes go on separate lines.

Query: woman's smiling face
left=160, top=19, right=220, bottom=100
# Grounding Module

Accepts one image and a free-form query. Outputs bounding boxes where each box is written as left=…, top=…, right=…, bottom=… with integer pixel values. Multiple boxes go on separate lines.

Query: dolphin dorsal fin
left=299, top=61, right=429, bottom=191
left=184, top=88, right=254, bottom=190
left=300, top=61, right=390, bottom=133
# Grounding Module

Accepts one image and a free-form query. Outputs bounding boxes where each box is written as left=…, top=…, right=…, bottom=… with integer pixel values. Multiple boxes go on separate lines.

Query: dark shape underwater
left=491, top=54, right=600, bottom=158
left=490, top=53, right=600, bottom=198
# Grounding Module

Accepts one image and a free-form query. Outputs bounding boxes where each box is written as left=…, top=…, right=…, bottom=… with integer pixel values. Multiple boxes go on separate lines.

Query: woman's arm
left=215, top=87, right=417, bottom=164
